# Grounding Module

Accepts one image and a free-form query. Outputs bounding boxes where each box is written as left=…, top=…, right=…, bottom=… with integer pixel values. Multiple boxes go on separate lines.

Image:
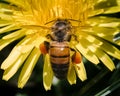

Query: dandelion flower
left=0, top=0, right=120, bottom=90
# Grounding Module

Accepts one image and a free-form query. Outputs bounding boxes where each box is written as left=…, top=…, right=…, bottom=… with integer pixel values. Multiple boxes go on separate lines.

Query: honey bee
left=40, top=19, right=81, bottom=79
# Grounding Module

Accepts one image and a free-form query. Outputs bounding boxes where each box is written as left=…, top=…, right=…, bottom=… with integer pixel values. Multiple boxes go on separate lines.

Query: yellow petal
left=74, top=61, right=87, bottom=81
left=79, top=35, right=116, bottom=71
left=33, top=36, right=47, bottom=48
left=104, top=6, right=120, bottom=14
left=90, top=45, right=115, bottom=71
left=0, top=24, right=20, bottom=34
left=77, top=36, right=116, bottom=71
left=92, top=0, right=117, bottom=16
left=94, top=0, right=117, bottom=10
left=0, top=13, right=13, bottom=21
left=88, top=16, right=120, bottom=27
left=76, top=43, right=99, bottom=64
left=115, top=40, right=120, bottom=45
left=97, top=50, right=115, bottom=71
left=5, top=0, right=26, bottom=9
left=16, top=35, right=33, bottom=46
left=99, top=39, right=120, bottom=60
left=2, top=29, right=25, bottom=39
left=78, top=32, right=120, bottom=60
left=78, top=32, right=103, bottom=48
left=89, top=9, right=104, bottom=17
left=1, top=46, right=21, bottom=70
left=0, top=38, right=17, bottom=51
left=91, top=27, right=119, bottom=42
left=19, top=36, right=46, bottom=53
left=117, top=0, right=120, bottom=5
left=1, top=35, right=35, bottom=69
left=0, top=20, right=13, bottom=27
left=67, top=61, right=76, bottom=85
left=0, top=29, right=25, bottom=51
left=43, top=54, right=53, bottom=91
left=18, top=47, right=40, bottom=88
left=2, top=51, right=31, bottom=81
left=17, top=45, right=34, bottom=54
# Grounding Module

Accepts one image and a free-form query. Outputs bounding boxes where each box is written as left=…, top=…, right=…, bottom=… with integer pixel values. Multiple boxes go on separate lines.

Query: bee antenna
left=22, top=25, right=50, bottom=29
left=67, top=19, right=81, bottom=22
left=45, top=18, right=81, bottom=25
left=45, top=19, right=56, bottom=25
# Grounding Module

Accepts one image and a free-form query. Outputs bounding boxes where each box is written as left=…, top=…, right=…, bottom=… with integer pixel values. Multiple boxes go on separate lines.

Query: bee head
left=52, top=19, right=72, bottom=41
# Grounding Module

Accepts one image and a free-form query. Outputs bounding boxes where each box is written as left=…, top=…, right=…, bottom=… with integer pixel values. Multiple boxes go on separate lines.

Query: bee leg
left=71, top=48, right=82, bottom=64
left=39, top=41, right=50, bottom=54
left=65, top=35, right=71, bottom=41
left=71, top=34, right=79, bottom=42
left=46, top=34, right=55, bottom=41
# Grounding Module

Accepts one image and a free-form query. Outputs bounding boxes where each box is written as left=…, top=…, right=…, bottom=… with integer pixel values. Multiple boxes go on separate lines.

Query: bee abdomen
left=51, top=63, right=69, bottom=79
left=49, top=41, right=70, bottom=79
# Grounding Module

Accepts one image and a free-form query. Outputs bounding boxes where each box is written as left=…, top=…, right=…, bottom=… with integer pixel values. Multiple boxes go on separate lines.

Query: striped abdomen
left=49, top=41, right=70, bottom=79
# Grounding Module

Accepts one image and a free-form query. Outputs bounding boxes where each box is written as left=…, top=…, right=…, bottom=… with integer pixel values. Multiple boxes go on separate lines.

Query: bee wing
left=67, top=60, right=76, bottom=85
left=43, top=54, right=54, bottom=91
